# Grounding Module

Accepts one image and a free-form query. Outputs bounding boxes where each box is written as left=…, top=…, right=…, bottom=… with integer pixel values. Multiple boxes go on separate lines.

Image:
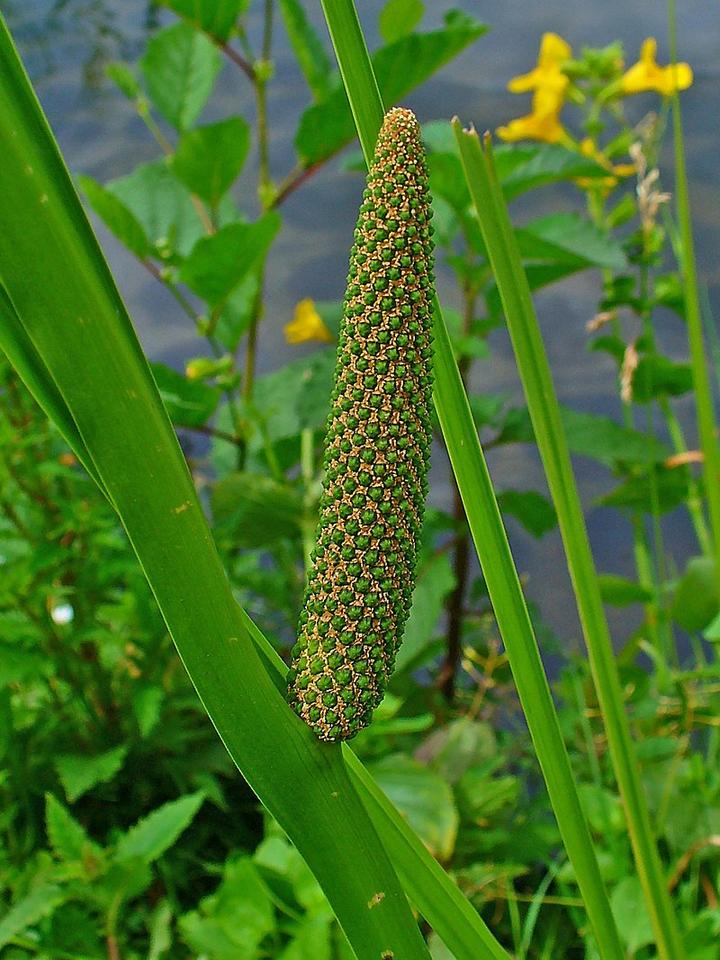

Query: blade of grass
left=454, top=122, right=684, bottom=960
left=0, top=16, right=430, bottom=960
left=667, top=0, right=720, bottom=592
left=318, top=3, right=622, bottom=957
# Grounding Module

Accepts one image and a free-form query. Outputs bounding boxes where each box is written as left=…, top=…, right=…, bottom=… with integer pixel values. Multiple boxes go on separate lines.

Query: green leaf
left=379, top=0, right=424, bottom=43
left=107, top=159, right=205, bottom=259
left=55, top=745, right=128, bottom=802
left=599, top=464, right=690, bottom=514
left=148, top=900, right=174, bottom=960
left=598, top=575, right=652, bottom=607
left=0, top=641, right=49, bottom=687
left=78, top=174, right=150, bottom=259
left=610, top=877, right=654, bottom=954
left=151, top=361, right=220, bottom=427
left=115, top=792, right=205, bottom=864
left=369, top=754, right=458, bottom=860
left=631, top=355, right=693, bottom=403
left=172, top=116, right=251, bottom=207
left=496, top=489, right=557, bottom=538
left=494, top=143, right=609, bottom=200
left=671, top=556, right=719, bottom=633
left=295, top=12, right=486, bottom=165
left=279, top=0, right=334, bottom=102
left=278, top=913, right=333, bottom=960
left=395, top=552, right=456, bottom=671
left=419, top=719, right=496, bottom=784
left=516, top=213, right=627, bottom=271
left=45, top=793, right=101, bottom=863
left=180, top=857, right=275, bottom=959
left=179, top=214, right=281, bottom=306
left=215, top=274, right=258, bottom=351
left=106, top=61, right=140, bottom=99
left=163, top=0, right=250, bottom=42
left=0, top=884, right=65, bottom=949
left=141, top=23, right=222, bottom=130
left=562, top=408, right=668, bottom=468
left=212, top=472, right=303, bottom=547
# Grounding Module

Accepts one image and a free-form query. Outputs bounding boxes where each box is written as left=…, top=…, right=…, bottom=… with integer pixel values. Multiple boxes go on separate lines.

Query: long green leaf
left=0, top=16, right=429, bottom=960
left=453, top=123, right=683, bottom=960
left=318, top=2, right=622, bottom=958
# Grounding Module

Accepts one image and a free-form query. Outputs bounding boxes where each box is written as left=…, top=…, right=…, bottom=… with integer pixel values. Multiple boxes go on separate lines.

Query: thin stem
left=300, top=427, right=316, bottom=578
left=668, top=0, right=720, bottom=593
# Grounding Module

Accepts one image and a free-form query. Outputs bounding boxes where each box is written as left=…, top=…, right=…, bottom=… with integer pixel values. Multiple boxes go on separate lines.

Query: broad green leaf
left=141, top=23, right=222, bottom=130
left=179, top=214, right=281, bottom=306
left=180, top=857, right=275, bottom=959
left=279, top=0, right=334, bottom=102
left=115, top=792, right=205, bottom=863
left=419, top=719, right=496, bottom=784
left=516, top=213, right=627, bottom=271
left=78, top=174, right=150, bottom=259
left=215, top=273, right=258, bottom=351
left=494, top=143, right=609, bottom=200
left=163, top=0, right=250, bottom=42
left=172, top=116, right=251, bottom=207
left=369, top=754, right=458, bottom=860
left=55, top=745, right=128, bottom=802
left=631, top=355, right=693, bottom=403
left=610, top=877, right=654, bottom=954
left=395, top=552, right=455, bottom=671
left=379, top=0, right=424, bottom=43
left=0, top=641, right=49, bottom=686
left=486, top=263, right=582, bottom=315
left=108, top=159, right=205, bottom=259
left=598, top=575, right=652, bottom=607
left=151, top=361, right=220, bottom=427
left=562, top=408, right=668, bottom=468
left=671, top=556, right=719, bottom=633
left=496, top=489, right=557, bottom=538
left=599, top=464, right=689, bottom=514
left=253, top=349, right=335, bottom=442
left=278, top=913, right=333, bottom=960
left=45, top=793, right=102, bottom=863
left=0, top=884, right=65, bottom=949
left=212, top=472, right=303, bottom=547
left=295, top=12, right=486, bottom=164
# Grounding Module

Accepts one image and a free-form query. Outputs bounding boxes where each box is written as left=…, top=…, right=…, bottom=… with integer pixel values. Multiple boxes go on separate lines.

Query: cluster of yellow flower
left=498, top=33, right=692, bottom=146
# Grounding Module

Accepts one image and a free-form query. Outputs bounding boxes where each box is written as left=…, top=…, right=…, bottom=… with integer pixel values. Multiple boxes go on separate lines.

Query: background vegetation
left=1, top=1, right=719, bottom=958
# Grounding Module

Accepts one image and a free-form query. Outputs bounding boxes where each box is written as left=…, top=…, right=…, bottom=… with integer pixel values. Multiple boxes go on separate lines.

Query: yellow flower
left=498, top=33, right=572, bottom=145
left=497, top=108, right=566, bottom=145
left=284, top=298, right=333, bottom=345
left=508, top=32, right=572, bottom=110
left=576, top=137, right=636, bottom=189
left=621, top=38, right=692, bottom=96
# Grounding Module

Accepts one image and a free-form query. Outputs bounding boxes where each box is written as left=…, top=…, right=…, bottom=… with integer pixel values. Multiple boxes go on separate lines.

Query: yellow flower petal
left=538, top=32, right=572, bottom=67
left=284, top=298, right=333, bottom=345
left=497, top=109, right=566, bottom=144
left=621, top=36, right=693, bottom=96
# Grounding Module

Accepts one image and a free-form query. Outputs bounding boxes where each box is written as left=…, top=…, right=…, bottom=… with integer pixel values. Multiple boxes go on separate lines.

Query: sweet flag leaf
left=162, top=0, right=250, bottom=42
left=140, top=23, right=222, bottom=130
left=78, top=174, right=151, bottom=259
left=179, top=213, right=281, bottom=306
left=295, top=12, right=486, bottom=164
left=172, top=116, right=251, bottom=207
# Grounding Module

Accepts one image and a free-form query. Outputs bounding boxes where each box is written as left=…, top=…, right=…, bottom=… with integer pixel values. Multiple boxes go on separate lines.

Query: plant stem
left=668, top=0, right=720, bottom=592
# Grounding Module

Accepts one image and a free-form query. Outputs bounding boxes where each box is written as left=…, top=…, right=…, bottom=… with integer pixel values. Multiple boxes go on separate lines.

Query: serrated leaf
left=295, top=12, right=486, bottom=165
left=78, top=174, right=150, bottom=259
left=172, top=117, right=250, bottom=207
left=46, top=793, right=101, bottom=863
left=497, top=489, right=557, bottom=538
left=598, top=574, right=653, bottom=606
left=115, top=792, right=205, bottom=864
left=179, top=214, right=280, bottom=306
left=379, top=0, right=424, bottom=43
left=141, top=23, right=222, bottom=130
left=151, top=361, right=220, bottom=427
left=0, top=884, right=65, bottom=949
left=212, top=472, right=303, bottom=548
left=162, top=0, right=250, bottom=42
left=55, top=745, right=128, bottom=802
left=279, top=0, right=334, bottom=102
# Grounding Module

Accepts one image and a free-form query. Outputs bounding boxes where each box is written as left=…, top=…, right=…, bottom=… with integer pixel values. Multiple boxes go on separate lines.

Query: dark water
left=4, top=0, right=719, bottom=651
